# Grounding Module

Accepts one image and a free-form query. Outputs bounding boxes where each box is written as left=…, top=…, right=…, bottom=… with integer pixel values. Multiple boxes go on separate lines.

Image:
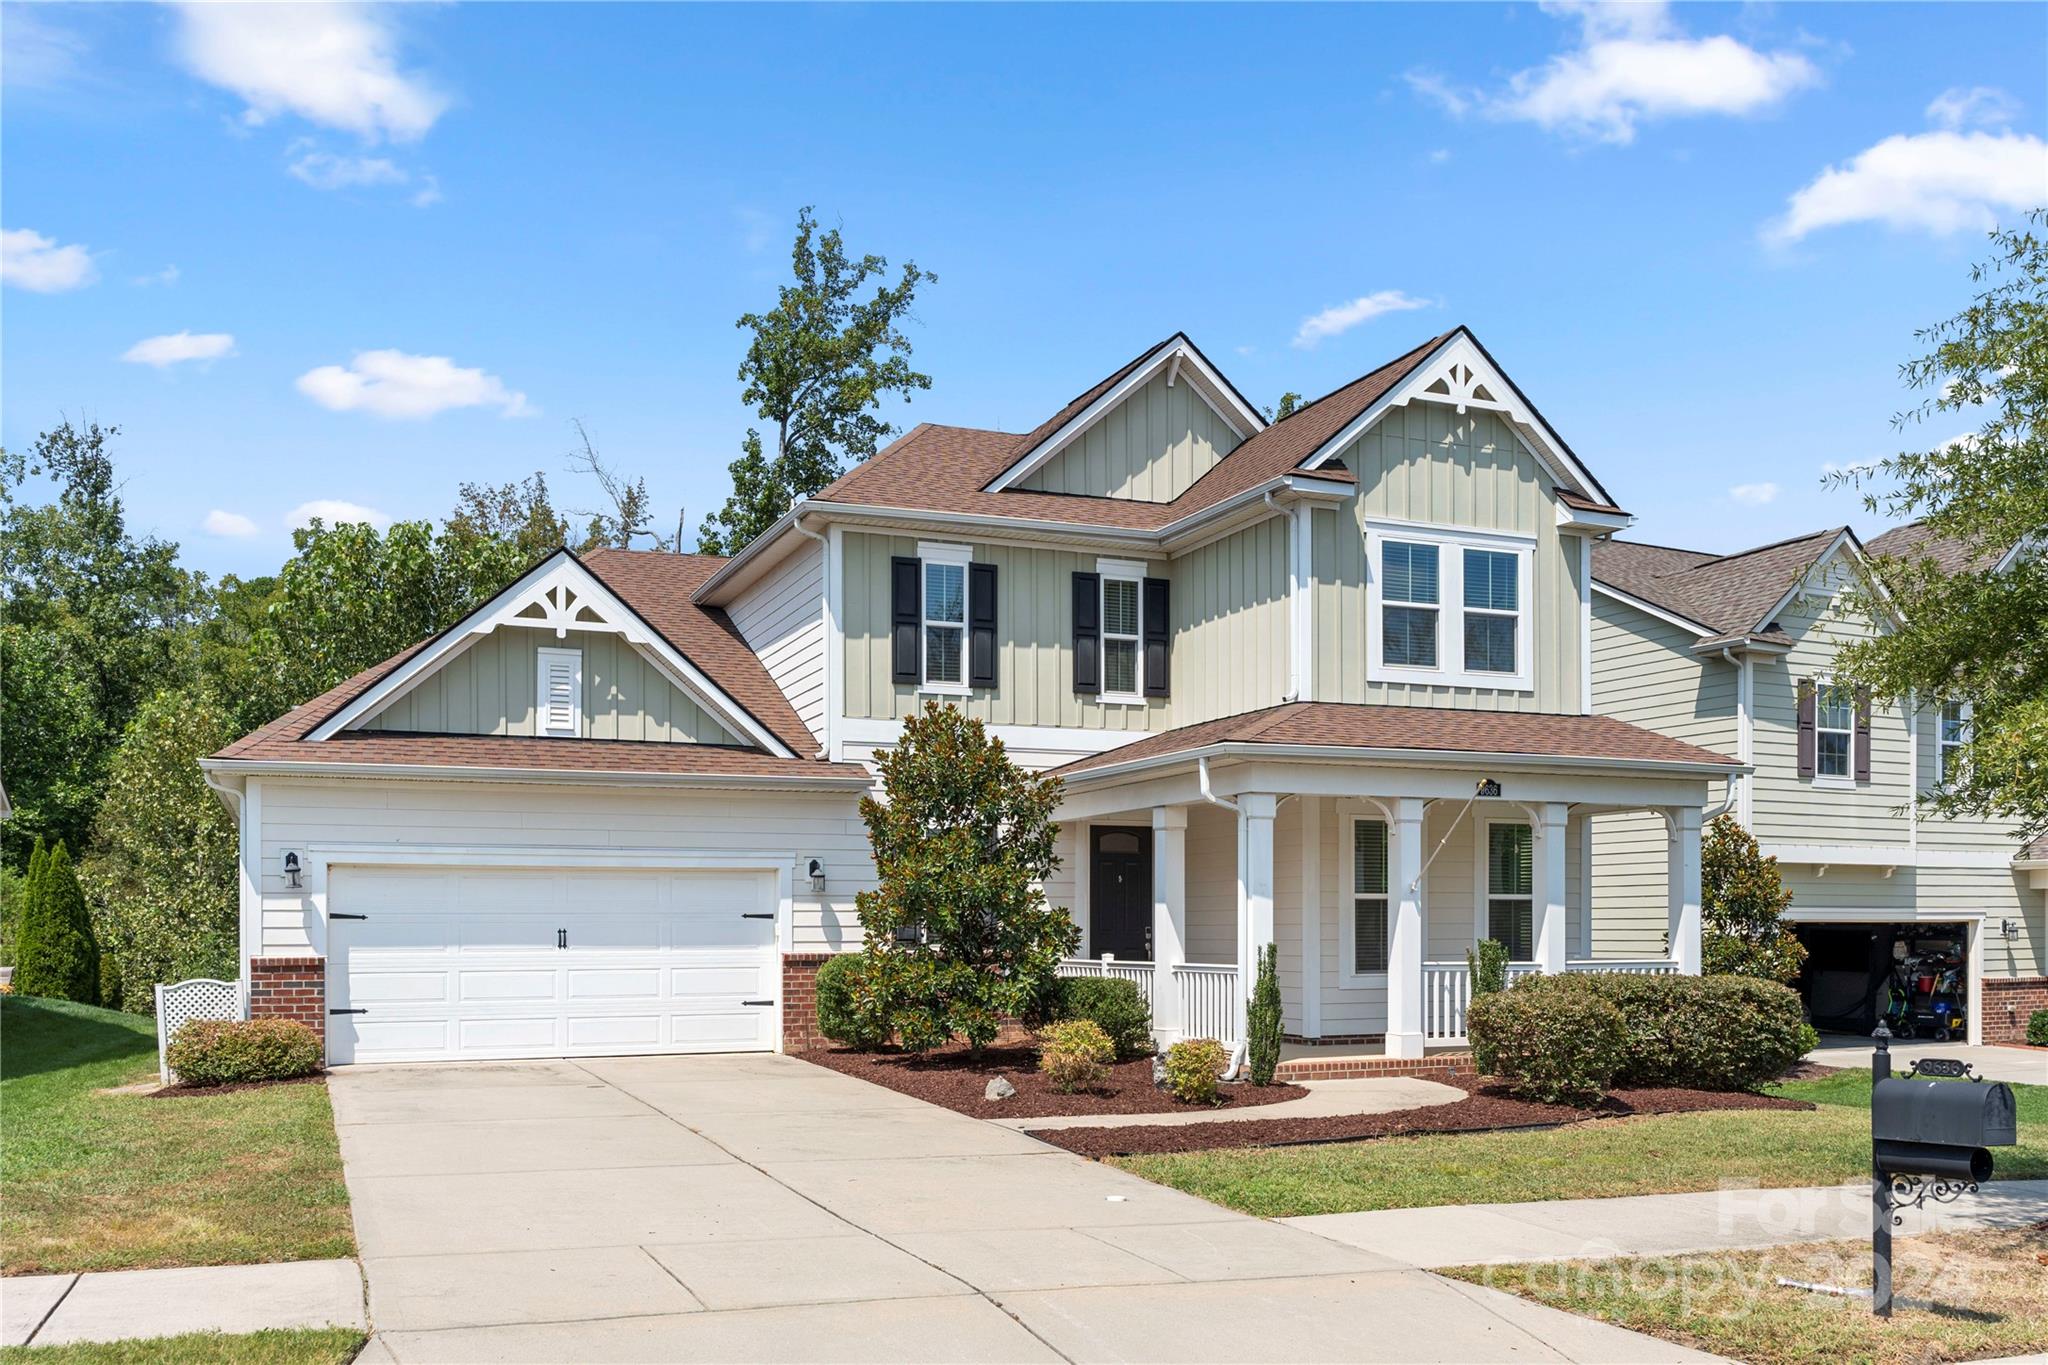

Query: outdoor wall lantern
left=282, top=850, right=304, bottom=891
left=807, top=858, right=826, bottom=894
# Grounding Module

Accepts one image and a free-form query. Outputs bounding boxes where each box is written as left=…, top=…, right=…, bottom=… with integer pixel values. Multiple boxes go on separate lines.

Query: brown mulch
left=147, top=1072, right=327, bottom=1099
left=1038, top=1076, right=1813, bottom=1158
left=800, top=1043, right=1308, bottom=1118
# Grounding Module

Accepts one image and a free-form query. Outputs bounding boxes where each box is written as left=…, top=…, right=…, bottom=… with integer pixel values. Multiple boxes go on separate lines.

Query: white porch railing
left=1567, top=959, right=1679, bottom=975
left=1055, top=956, right=1155, bottom=1010
left=1420, top=959, right=1672, bottom=1043
left=1174, top=963, right=1238, bottom=1044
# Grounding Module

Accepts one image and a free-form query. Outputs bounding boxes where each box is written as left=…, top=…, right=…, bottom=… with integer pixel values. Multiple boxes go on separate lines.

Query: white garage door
left=326, top=866, right=779, bottom=1064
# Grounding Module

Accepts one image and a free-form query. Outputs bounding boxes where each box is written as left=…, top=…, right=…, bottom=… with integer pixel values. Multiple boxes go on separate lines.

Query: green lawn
left=0, top=996, right=355, bottom=1274
left=0, top=1329, right=366, bottom=1365
left=1111, top=1072, right=2048, bottom=1219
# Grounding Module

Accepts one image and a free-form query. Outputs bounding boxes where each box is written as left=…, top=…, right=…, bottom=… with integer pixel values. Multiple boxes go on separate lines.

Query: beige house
left=1590, top=525, right=2047, bottom=1045
left=205, top=328, right=1757, bottom=1075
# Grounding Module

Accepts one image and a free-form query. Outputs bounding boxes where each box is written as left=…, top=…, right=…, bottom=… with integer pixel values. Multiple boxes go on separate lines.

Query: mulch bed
left=801, top=1043, right=1308, bottom=1118
left=147, top=1072, right=328, bottom=1099
left=1039, top=1076, right=1813, bottom=1158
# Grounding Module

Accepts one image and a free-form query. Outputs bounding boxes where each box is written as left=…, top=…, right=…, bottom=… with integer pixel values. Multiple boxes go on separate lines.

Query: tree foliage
left=853, top=703, right=1076, bottom=1054
left=13, top=840, right=100, bottom=1004
left=700, top=208, right=935, bottom=554
left=1700, top=815, right=1804, bottom=984
left=1828, top=213, right=2048, bottom=844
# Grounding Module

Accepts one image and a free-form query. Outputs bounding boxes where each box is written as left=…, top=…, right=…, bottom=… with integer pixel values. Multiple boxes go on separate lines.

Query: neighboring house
left=203, top=327, right=1743, bottom=1072
left=1590, top=524, right=2046, bottom=1043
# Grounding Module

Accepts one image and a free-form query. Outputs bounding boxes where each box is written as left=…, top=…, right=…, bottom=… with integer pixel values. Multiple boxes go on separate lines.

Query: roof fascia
left=1558, top=505, right=1634, bottom=534
left=1060, top=738, right=1745, bottom=788
left=309, top=551, right=797, bottom=758
left=1157, top=475, right=1351, bottom=552
left=1590, top=580, right=1716, bottom=637
left=985, top=336, right=1266, bottom=494
left=1760, top=530, right=1903, bottom=633
left=693, top=504, right=811, bottom=605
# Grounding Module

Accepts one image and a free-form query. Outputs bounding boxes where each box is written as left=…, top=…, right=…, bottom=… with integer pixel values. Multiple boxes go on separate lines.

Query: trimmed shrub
left=1162, top=1037, right=1227, bottom=1105
left=1468, top=938, right=1509, bottom=998
left=1246, top=944, right=1282, bottom=1086
left=1038, top=1019, right=1114, bottom=1093
left=1055, top=976, right=1154, bottom=1061
left=165, top=1018, right=322, bottom=1086
left=814, top=953, right=887, bottom=1049
left=2028, top=1009, right=2048, bottom=1047
left=1466, top=985, right=1625, bottom=1106
left=13, top=842, right=99, bottom=1006
left=1547, top=972, right=1807, bottom=1091
left=1797, top=1022, right=1820, bottom=1057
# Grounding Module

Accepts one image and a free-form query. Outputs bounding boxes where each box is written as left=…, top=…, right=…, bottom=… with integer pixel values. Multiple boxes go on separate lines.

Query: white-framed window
left=1814, top=681, right=1855, bottom=784
left=1482, top=821, right=1534, bottom=962
left=1350, top=817, right=1390, bottom=977
left=1938, top=699, right=1970, bottom=786
left=919, top=542, right=971, bottom=693
left=535, top=646, right=582, bottom=738
left=1366, top=519, right=1534, bottom=691
left=1098, top=558, right=1146, bottom=703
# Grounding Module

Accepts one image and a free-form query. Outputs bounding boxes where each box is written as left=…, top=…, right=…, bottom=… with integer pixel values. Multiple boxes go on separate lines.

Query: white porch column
left=1151, top=806, right=1187, bottom=1039
left=1299, top=795, right=1323, bottom=1039
left=1536, top=802, right=1569, bottom=974
left=1385, top=797, right=1426, bottom=1059
left=1668, top=806, right=1703, bottom=974
left=1235, top=794, right=1277, bottom=1045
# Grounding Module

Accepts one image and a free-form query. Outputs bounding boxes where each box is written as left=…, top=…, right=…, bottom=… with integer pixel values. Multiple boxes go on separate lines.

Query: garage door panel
left=328, top=867, right=779, bottom=1064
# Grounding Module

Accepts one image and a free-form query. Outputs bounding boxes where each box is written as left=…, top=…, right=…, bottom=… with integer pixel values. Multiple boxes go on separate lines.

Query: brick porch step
left=1275, top=1052, right=1476, bottom=1083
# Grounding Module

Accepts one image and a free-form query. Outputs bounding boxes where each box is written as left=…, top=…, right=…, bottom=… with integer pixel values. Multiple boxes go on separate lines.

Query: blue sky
left=5, top=2, right=2045, bottom=581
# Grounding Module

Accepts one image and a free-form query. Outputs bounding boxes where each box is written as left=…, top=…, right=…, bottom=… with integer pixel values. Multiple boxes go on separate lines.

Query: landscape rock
left=985, top=1076, right=1017, bottom=1101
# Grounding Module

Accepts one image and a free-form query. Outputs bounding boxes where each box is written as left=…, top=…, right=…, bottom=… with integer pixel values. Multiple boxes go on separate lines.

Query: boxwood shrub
left=1054, top=976, right=1154, bottom=1061
left=165, top=1018, right=322, bottom=1086
left=813, top=953, right=887, bottom=1049
left=1465, top=986, right=1625, bottom=1105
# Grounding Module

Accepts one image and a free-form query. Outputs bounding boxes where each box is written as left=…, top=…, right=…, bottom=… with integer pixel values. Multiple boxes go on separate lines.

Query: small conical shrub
left=1246, top=942, right=1283, bottom=1085
left=14, top=842, right=100, bottom=1005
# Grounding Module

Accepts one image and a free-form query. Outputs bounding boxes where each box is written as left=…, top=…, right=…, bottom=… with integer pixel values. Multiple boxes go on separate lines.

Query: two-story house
left=204, top=328, right=1744, bottom=1072
left=1590, top=525, right=2046, bottom=1044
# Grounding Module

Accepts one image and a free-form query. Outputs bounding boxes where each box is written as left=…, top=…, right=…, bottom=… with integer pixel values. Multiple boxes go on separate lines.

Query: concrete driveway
left=332, top=1054, right=1710, bottom=1363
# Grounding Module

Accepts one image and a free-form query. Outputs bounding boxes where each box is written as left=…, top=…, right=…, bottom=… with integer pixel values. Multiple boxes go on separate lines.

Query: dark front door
left=1089, top=826, right=1153, bottom=961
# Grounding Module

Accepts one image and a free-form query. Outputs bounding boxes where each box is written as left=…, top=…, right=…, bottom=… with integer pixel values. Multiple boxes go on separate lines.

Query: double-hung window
left=922, top=547, right=969, bottom=692
left=1350, top=818, right=1390, bottom=976
left=1938, top=700, right=1970, bottom=785
left=1368, top=522, right=1534, bottom=690
left=1485, top=822, right=1534, bottom=962
left=1815, top=682, right=1855, bottom=781
left=1100, top=565, right=1144, bottom=701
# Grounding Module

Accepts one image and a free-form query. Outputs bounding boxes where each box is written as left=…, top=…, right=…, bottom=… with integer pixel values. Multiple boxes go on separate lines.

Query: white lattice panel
left=156, top=978, right=244, bottom=1084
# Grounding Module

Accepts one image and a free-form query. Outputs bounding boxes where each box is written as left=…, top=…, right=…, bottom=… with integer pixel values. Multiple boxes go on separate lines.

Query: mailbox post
left=1866, top=1026, right=2019, bottom=1316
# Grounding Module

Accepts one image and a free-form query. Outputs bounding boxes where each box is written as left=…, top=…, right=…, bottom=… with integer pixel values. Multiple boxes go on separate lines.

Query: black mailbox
left=1872, top=1069, right=2017, bottom=1182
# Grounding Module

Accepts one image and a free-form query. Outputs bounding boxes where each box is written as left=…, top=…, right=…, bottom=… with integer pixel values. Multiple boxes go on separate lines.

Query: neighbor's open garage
left=1793, top=919, right=1972, bottom=1042
left=325, top=865, right=780, bottom=1065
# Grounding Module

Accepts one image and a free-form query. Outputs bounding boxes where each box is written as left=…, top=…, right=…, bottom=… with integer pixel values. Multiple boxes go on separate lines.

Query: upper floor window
left=892, top=542, right=993, bottom=694
left=1938, top=700, right=1970, bottom=785
left=1815, top=682, right=1855, bottom=780
left=923, top=557, right=968, bottom=690
left=1366, top=520, right=1534, bottom=691
left=1101, top=569, right=1144, bottom=701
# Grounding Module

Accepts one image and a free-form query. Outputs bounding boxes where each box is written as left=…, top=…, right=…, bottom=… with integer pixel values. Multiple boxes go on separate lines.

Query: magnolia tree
left=854, top=702, right=1078, bottom=1054
left=1701, top=815, right=1805, bottom=983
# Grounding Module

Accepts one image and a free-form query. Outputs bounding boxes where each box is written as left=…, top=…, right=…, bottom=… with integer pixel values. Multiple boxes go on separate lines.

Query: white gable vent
left=536, top=647, right=582, bottom=737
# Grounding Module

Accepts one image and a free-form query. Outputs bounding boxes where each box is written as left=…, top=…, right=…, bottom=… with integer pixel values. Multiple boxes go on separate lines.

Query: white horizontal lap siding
left=255, top=779, right=876, bottom=958
left=726, top=542, right=827, bottom=741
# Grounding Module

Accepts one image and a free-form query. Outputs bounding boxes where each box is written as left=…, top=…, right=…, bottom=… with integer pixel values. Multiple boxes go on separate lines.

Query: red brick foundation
left=1983, top=976, right=2048, bottom=1044
left=249, top=957, right=326, bottom=1042
left=1275, top=1048, right=1476, bottom=1082
left=781, top=953, right=833, bottom=1052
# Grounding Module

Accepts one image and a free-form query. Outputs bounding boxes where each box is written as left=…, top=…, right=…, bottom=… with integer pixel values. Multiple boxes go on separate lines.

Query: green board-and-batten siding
left=1016, top=369, right=1242, bottom=503
left=358, top=627, right=742, bottom=744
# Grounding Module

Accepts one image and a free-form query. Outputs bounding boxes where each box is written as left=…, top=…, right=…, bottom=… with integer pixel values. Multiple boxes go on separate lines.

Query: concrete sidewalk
left=1805, top=1036, right=2047, bottom=1086
left=1287, top=1179, right=2048, bottom=1269
left=1, top=1259, right=365, bottom=1348
left=990, top=1076, right=1464, bottom=1131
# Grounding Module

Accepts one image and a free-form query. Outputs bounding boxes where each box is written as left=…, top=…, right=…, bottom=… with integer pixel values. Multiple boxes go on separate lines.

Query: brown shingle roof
left=211, top=548, right=862, bottom=780
left=1594, top=529, right=1847, bottom=638
left=1868, top=520, right=2004, bottom=576
left=1048, top=702, right=1740, bottom=778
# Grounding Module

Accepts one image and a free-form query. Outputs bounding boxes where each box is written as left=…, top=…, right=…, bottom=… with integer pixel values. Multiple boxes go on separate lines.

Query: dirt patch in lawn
left=147, top=1074, right=327, bottom=1100
left=800, top=1043, right=1308, bottom=1118
left=1039, top=1077, right=1811, bottom=1158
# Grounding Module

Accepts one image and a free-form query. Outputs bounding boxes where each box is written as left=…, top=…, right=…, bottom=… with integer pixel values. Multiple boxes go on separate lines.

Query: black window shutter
left=890, top=556, right=921, bottom=685
left=1142, top=577, right=1170, bottom=697
left=1796, top=679, right=1816, bottom=779
left=968, top=562, right=998, bottom=689
left=1072, top=571, right=1100, bottom=694
left=1854, top=686, right=1873, bottom=783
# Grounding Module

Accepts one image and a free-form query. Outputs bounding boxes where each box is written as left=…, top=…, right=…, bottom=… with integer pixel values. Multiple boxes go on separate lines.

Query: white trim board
left=835, top=715, right=1148, bottom=758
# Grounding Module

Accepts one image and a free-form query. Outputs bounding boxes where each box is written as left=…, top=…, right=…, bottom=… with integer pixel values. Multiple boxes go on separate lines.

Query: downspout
left=791, top=515, right=831, bottom=760
left=1197, top=755, right=1237, bottom=812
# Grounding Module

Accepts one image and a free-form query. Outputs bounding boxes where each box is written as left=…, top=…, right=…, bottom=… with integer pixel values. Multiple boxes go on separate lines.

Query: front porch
left=1047, top=725, right=1717, bottom=1066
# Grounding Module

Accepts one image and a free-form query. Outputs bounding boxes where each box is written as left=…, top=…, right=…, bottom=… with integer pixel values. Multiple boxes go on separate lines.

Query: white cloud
left=296, top=349, right=532, bottom=420
left=1292, top=291, right=1434, bottom=349
left=2, top=10, right=88, bottom=91
left=2, top=227, right=97, bottom=292
left=1767, top=129, right=2048, bottom=243
left=409, top=174, right=443, bottom=208
left=1926, top=85, right=2019, bottom=131
left=1412, top=2, right=1819, bottom=145
left=122, top=331, right=237, bottom=368
left=202, top=509, right=260, bottom=538
left=287, top=149, right=407, bottom=190
left=286, top=499, right=394, bottom=531
left=1729, top=482, right=1779, bottom=506
left=171, top=1, right=447, bottom=143
left=132, top=265, right=181, bottom=287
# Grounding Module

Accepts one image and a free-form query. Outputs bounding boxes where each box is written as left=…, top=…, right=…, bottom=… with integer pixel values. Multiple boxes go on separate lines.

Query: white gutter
left=1064, top=740, right=1748, bottom=787
left=198, top=757, right=875, bottom=792
left=1197, top=755, right=1238, bottom=813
